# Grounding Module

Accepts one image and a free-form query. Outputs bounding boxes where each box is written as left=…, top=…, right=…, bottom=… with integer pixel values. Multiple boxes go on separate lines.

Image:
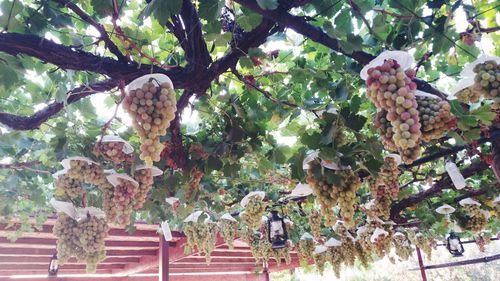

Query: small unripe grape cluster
left=54, top=174, right=86, bottom=200
left=272, top=243, right=292, bottom=266
left=393, top=233, right=412, bottom=261
left=95, top=142, right=133, bottom=165
left=219, top=219, right=238, bottom=249
left=354, top=241, right=370, bottom=268
left=336, top=224, right=357, bottom=266
left=122, top=80, right=177, bottom=166
left=416, top=96, right=455, bottom=142
left=112, top=178, right=139, bottom=226
left=413, top=233, right=434, bottom=260
left=313, top=251, right=328, bottom=275
left=366, top=59, right=422, bottom=164
left=133, top=169, right=154, bottom=209
left=321, top=207, right=336, bottom=227
left=380, top=157, right=400, bottom=200
left=183, top=221, right=217, bottom=264
left=471, top=60, right=500, bottom=109
left=240, top=195, right=266, bottom=229
left=357, top=226, right=375, bottom=261
left=186, top=167, right=203, bottom=201
left=373, top=231, right=392, bottom=258
left=309, top=210, right=322, bottom=241
left=297, top=238, right=315, bottom=264
left=53, top=213, right=109, bottom=273
left=463, top=205, right=488, bottom=232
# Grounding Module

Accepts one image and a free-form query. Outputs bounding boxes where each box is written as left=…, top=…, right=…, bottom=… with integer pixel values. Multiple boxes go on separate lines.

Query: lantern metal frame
left=48, top=253, right=59, bottom=277
left=267, top=208, right=289, bottom=249
left=446, top=231, right=465, bottom=257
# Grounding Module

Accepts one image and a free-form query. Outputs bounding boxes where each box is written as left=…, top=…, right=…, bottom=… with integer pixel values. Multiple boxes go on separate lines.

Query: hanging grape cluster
left=374, top=110, right=397, bottom=151
left=95, top=141, right=132, bottom=165
left=309, top=210, right=322, bottom=241
left=392, top=233, right=412, bottom=261
left=183, top=221, right=217, bottom=264
left=53, top=213, right=108, bottom=273
left=373, top=230, right=392, bottom=258
left=416, top=96, right=455, bottom=142
left=457, top=60, right=500, bottom=109
left=475, top=234, right=490, bottom=252
left=54, top=174, right=85, bottom=200
left=327, top=245, right=343, bottom=278
left=248, top=232, right=273, bottom=264
left=354, top=241, right=370, bottom=268
left=186, top=167, right=204, bottom=201
left=313, top=251, right=328, bottom=275
left=240, top=195, right=266, bottom=229
left=297, top=238, right=315, bottom=264
left=306, top=160, right=361, bottom=228
left=67, top=160, right=109, bottom=187
left=357, top=226, right=375, bottom=264
left=366, top=59, right=422, bottom=164
left=272, top=243, right=292, bottom=266
left=411, top=232, right=435, bottom=260
left=367, top=156, right=400, bottom=219
left=111, top=178, right=139, bottom=226
left=133, top=168, right=154, bottom=209
left=122, top=80, right=177, bottom=166
left=463, top=205, right=488, bottom=232
left=219, top=219, right=238, bottom=249
left=336, top=223, right=357, bottom=267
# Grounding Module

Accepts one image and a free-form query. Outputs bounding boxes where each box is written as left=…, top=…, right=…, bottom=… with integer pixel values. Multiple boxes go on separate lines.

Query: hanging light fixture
left=48, top=253, right=59, bottom=277
left=446, top=231, right=465, bottom=257
left=267, top=209, right=289, bottom=249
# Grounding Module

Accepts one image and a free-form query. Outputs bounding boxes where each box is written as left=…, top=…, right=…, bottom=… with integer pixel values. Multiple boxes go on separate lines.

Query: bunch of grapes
left=336, top=224, right=357, bottom=267
left=463, top=205, right=488, bottom=232
left=100, top=182, right=117, bottom=223
left=373, top=231, right=392, bottom=258
left=334, top=169, right=362, bottom=227
left=393, top=233, right=412, bottom=261
left=272, top=243, right=292, bottom=266
left=309, top=210, right=322, bottom=240
left=133, top=168, right=155, bottom=209
left=374, top=110, right=398, bottom=151
left=457, top=87, right=482, bottom=103
left=472, top=60, right=500, bottom=109
left=307, top=161, right=338, bottom=210
left=416, top=96, right=455, bottom=142
left=297, top=238, right=315, bottom=264
left=365, top=59, right=422, bottom=164
left=189, top=143, right=209, bottom=159
left=95, top=142, right=133, bottom=165
left=53, top=213, right=85, bottom=264
left=249, top=233, right=273, bottom=264
left=354, top=241, right=370, bottom=268
left=54, top=174, right=85, bottom=200
left=327, top=246, right=343, bottom=278
left=322, top=207, right=336, bottom=227
left=412, top=233, right=434, bottom=260
left=219, top=219, right=238, bottom=249
left=475, top=234, right=491, bottom=252
left=357, top=226, right=375, bottom=262
left=111, top=178, right=139, bottom=226
left=240, top=195, right=266, bottom=229
left=380, top=156, right=400, bottom=200
left=53, top=213, right=109, bottom=273
left=67, top=160, right=109, bottom=188
left=122, top=80, right=177, bottom=166
left=186, top=167, right=203, bottom=201
left=313, top=251, right=328, bottom=275
left=367, top=181, right=392, bottom=220
left=183, top=221, right=217, bottom=264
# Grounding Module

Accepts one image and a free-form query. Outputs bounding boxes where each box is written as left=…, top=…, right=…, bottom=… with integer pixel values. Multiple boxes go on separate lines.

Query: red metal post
left=159, top=235, right=170, bottom=281
left=263, top=261, right=270, bottom=281
left=415, top=247, right=428, bottom=281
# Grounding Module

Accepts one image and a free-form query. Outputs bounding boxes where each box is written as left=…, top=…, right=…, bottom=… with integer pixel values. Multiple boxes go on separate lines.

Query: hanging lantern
left=267, top=209, right=289, bottom=249
left=48, top=253, right=59, bottom=277
left=446, top=232, right=464, bottom=257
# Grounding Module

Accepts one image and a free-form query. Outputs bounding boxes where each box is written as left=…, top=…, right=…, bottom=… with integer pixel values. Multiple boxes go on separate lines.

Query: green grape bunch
left=416, top=96, right=455, bottom=142
left=219, top=219, right=238, bottom=249
left=54, top=174, right=86, bottom=201
left=240, top=195, right=266, bottom=229
left=183, top=221, right=217, bottom=264
left=122, top=80, right=177, bottom=166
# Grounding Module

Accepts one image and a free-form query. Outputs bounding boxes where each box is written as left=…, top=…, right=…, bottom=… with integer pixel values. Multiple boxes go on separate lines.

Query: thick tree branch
left=167, top=0, right=212, bottom=70
left=390, top=161, right=490, bottom=222
left=0, top=80, right=118, bottom=130
left=0, top=32, right=189, bottom=88
left=234, top=0, right=447, bottom=97
left=0, top=160, right=50, bottom=174
left=54, top=0, right=126, bottom=62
